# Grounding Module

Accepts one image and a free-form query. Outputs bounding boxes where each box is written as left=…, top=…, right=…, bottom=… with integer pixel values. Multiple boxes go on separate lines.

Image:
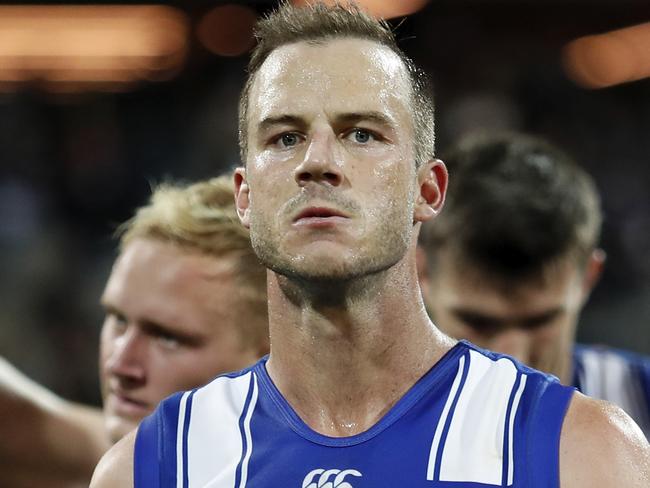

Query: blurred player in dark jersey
left=419, top=132, right=650, bottom=436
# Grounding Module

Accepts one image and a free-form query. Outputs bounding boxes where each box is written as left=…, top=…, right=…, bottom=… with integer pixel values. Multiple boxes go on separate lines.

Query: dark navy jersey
left=135, top=340, right=574, bottom=487
left=573, top=343, right=650, bottom=437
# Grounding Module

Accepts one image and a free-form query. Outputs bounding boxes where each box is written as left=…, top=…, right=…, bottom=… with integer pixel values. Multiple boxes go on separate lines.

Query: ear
left=581, top=248, right=606, bottom=302
left=234, top=167, right=251, bottom=228
left=414, top=158, right=448, bottom=223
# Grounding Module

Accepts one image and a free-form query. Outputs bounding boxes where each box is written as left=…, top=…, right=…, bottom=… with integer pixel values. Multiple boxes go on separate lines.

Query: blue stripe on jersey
left=637, top=360, right=650, bottom=427
left=134, top=412, right=161, bottom=487
left=526, top=381, right=574, bottom=488
left=181, top=390, right=197, bottom=488
left=134, top=390, right=185, bottom=487
left=433, top=351, right=469, bottom=482
left=234, top=374, right=256, bottom=488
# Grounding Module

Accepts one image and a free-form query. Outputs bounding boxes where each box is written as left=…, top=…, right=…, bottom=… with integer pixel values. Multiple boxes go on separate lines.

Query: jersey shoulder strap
left=524, top=379, right=574, bottom=488
left=134, top=390, right=189, bottom=488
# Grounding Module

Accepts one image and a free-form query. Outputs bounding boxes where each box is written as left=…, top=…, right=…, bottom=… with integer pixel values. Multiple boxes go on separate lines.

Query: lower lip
left=293, top=216, right=348, bottom=228
left=107, top=394, right=150, bottom=418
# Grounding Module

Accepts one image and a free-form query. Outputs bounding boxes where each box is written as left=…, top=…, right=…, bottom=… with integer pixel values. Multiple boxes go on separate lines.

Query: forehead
left=430, top=251, right=583, bottom=313
left=249, top=37, right=411, bottom=124
left=103, top=239, right=241, bottom=332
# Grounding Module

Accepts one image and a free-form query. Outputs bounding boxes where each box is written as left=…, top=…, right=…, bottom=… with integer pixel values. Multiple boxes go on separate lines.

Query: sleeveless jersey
left=135, top=340, right=574, bottom=487
left=573, top=343, right=650, bottom=437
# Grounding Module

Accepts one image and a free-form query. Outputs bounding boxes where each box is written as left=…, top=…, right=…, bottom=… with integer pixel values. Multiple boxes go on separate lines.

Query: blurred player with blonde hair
left=1, top=175, right=268, bottom=487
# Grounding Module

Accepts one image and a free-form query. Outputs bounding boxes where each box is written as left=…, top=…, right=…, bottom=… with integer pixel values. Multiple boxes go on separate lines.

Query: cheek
left=536, top=319, right=570, bottom=343
left=98, top=327, right=114, bottom=368
left=526, top=323, right=571, bottom=363
left=248, top=173, right=292, bottom=214
left=150, top=349, right=227, bottom=392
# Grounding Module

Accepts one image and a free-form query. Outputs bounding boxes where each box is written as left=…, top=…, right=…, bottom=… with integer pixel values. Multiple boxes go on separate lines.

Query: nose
left=105, top=327, right=146, bottom=386
left=294, top=132, right=343, bottom=187
left=488, top=328, right=533, bottom=365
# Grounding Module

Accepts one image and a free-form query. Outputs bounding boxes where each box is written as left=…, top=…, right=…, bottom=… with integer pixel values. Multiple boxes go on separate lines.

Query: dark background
left=1, top=0, right=648, bottom=406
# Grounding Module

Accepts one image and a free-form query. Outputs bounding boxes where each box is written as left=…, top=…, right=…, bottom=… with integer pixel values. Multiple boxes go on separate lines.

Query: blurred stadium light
left=0, top=5, right=188, bottom=92
left=563, top=22, right=650, bottom=89
left=197, top=4, right=257, bottom=57
left=291, top=0, right=429, bottom=19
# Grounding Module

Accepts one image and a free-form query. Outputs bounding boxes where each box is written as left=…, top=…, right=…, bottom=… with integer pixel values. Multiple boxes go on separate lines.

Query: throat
left=265, top=327, right=453, bottom=437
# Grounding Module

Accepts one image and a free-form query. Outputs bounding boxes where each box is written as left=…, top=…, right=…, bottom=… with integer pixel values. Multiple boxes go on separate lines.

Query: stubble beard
left=249, top=203, right=413, bottom=288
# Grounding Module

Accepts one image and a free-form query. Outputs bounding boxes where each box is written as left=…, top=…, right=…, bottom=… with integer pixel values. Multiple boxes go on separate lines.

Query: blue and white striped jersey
left=573, top=344, right=650, bottom=438
left=135, top=340, right=574, bottom=487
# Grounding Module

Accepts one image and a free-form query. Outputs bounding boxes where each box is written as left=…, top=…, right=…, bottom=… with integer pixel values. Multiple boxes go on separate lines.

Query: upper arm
left=90, top=430, right=136, bottom=488
left=560, top=392, right=650, bottom=488
left=0, top=357, right=109, bottom=485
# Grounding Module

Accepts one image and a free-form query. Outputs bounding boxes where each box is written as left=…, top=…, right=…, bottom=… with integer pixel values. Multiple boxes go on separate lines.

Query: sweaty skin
left=90, top=37, right=650, bottom=488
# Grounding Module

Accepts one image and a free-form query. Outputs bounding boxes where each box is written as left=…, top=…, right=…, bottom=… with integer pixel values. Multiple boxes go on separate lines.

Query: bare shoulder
left=560, top=392, right=650, bottom=488
left=90, top=429, right=136, bottom=488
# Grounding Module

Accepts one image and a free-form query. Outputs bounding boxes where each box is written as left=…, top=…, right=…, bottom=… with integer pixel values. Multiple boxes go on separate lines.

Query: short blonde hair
left=118, top=175, right=268, bottom=348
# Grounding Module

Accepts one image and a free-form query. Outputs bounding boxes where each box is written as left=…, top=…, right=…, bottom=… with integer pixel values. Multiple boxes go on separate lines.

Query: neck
left=265, top=245, right=454, bottom=437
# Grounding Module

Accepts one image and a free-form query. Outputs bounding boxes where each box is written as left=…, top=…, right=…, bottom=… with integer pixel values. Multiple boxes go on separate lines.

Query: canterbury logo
left=302, top=468, right=362, bottom=488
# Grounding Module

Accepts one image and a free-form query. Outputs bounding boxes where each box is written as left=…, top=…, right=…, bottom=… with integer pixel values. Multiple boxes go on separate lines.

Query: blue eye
left=280, top=133, right=299, bottom=147
left=353, top=129, right=372, bottom=143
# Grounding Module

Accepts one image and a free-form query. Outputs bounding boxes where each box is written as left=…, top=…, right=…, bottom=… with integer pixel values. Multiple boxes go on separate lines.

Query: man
left=418, top=132, right=650, bottom=437
left=0, top=176, right=268, bottom=487
left=92, top=3, right=650, bottom=487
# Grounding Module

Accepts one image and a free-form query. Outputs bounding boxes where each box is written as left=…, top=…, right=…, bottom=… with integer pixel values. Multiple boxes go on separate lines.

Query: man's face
left=238, top=38, right=421, bottom=281
left=422, top=250, right=589, bottom=382
left=99, top=238, right=263, bottom=443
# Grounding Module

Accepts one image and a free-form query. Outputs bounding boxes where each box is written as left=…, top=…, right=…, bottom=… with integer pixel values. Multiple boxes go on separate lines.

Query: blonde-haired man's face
left=99, top=238, right=266, bottom=443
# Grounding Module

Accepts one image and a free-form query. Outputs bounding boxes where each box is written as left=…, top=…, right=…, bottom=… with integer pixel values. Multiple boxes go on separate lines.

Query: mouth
left=293, top=206, right=349, bottom=226
left=106, top=391, right=150, bottom=418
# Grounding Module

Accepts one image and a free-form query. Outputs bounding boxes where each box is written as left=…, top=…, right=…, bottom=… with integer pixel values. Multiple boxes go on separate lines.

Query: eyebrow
left=139, top=321, right=203, bottom=346
left=335, top=111, right=397, bottom=129
left=258, top=114, right=307, bottom=133
left=102, top=301, right=204, bottom=346
left=257, top=111, right=397, bottom=132
left=101, top=302, right=122, bottom=317
left=452, top=306, right=565, bottom=330
left=520, top=307, right=565, bottom=328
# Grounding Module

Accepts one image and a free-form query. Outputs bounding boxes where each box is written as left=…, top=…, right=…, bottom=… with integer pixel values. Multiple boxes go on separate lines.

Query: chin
left=280, top=255, right=400, bottom=285
left=105, top=415, right=138, bottom=444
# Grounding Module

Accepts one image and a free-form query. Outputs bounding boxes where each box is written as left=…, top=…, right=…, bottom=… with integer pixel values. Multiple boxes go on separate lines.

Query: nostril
left=297, top=171, right=312, bottom=182
left=324, top=172, right=340, bottom=183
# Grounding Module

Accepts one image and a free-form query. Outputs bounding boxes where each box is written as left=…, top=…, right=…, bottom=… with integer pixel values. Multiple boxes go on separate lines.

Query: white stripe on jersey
left=507, top=375, right=526, bottom=485
left=176, top=391, right=192, bottom=488
left=579, top=349, right=650, bottom=434
left=238, top=375, right=259, bottom=488
left=428, top=350, right=526, bottom=486
left=179, top=372, right=258, bottom=488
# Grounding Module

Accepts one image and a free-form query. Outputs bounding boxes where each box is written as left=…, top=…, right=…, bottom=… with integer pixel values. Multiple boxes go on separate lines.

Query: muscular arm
left=0, top=356, right=110, bottom=487
left=90, top=430, right=135, bottom=488
left=560, top=392, right=650, bottom=487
